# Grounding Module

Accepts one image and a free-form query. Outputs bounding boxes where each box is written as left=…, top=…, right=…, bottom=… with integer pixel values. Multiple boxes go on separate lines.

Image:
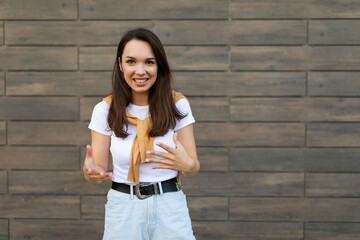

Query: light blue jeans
left=103, top=188, right=196, bottom=240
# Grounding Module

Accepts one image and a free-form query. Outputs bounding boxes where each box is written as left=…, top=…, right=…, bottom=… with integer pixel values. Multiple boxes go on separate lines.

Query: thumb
left=86, top=145, right=93, bottom=159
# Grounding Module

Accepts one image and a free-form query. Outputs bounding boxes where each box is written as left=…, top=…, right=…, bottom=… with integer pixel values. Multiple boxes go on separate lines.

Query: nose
left=135, top=64, right=146, bottom=75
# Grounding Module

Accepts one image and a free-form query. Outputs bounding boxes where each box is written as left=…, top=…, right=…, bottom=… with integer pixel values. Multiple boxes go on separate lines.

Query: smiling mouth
left=133, top=78, right=148, bottom=83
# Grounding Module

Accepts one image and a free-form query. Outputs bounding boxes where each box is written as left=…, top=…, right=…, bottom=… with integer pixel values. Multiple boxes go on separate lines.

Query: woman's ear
left=118, top=57, right=123, bottom=72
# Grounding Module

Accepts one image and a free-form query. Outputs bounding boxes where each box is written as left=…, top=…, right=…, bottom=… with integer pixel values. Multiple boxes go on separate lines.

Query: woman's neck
left=131, top=92, right=149, bottom=106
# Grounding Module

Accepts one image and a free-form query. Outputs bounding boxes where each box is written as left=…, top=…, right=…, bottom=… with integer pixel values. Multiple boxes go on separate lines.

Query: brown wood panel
left=230, top=148, right=360, bottom=172
left=0, top=0, right=77, bottom=19
left=166, top=46, right=229, bottom=71
left=308, top=72, right=360, bottom=96
left=10, top=219, right=103, bottom=240
left=79, top=47, right=116, bottom=71
left=189, top=97, right=228, bottom=122
left=305, top=223, right=360, bottom=240
left=307, top=123, right=360, bottom=147
left=0, top=171, right=7, bottom=194
left=82, top=195, right=106, bottom=219
left=5, top=21, right=153, bottom=45
left=187, top=197, right=228, bottom=220
left=0, top=72, right=4, bottom=96
left=306, top=173, right=360, bottom=197
left=79, top=0, right=229, bottom=19
left=0, top=22, right=3, bottom=45
left=231, top=97, right=360, bottom=122
left=0, top=47, right=77, bottom=70
left=0, top=195, right=79, bottom=218
left=6, top=72, right=112, bottom=96
left=195, top=122, right=305, bottom=147
left=0, top=97, right=78, bottom=120
left=231, top=46, right=360, bottom=71
left=310, top=20, right=360, bottom=45
left=0, top=122, right=4, bottom=145
left=8, top=122, right=89, bottom=145
left=81, top=97, right=102, bottom=120
left=231, top=197, right=360, bottom=221
left=193, top=221, right=303, bottom=240
left=0, top=219, right=8, bottom=240
left=0, top=146, right=78, bottom=170
left=155, top=20, right=306, bottom=45
left=197, top=147, right=228, bottom=172
left=231, top=0, right=360, bottom=19
left=9, top=171, right=110, bottom=194
left=183, top=172, right=304, bottom=196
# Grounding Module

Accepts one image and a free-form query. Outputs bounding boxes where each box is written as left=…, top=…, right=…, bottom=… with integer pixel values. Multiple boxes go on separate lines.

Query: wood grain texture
left=0, top=72, right=4, bottom=95
left=6, top=72, right=112, bottom=96
left=197, top=147, right=228, bottom=172
left=0, top=122, right=5, bottom=145
left=10, top=219, right=103, bottom=240
left=0, top=146, right=78, bottom=170
left=0, top=47, right=77, bottom=70
left=231, top=0, right=360, bottom=19
left=0, top=22, right=3, bottom=45
left=187, top=197, right=228, bottom=220
left=0, top=219, right=8, bottom=240
left=0, top=0, right=77, bottom=19
left=82, top=195, right=106, bottom=219
left=190, top=97, right=229, bottom=121
left=305, top=223, right=360, bottom=240
left=0, top=171, right=7, bottom=194
left=79, top=0, right=229, bottom=19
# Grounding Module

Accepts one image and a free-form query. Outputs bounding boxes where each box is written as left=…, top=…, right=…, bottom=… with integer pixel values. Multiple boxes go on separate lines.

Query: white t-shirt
left=88, top=98, right=195, bottom=184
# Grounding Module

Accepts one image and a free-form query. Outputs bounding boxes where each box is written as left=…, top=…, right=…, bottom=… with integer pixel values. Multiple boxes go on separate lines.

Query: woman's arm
left=83, top=130, right=112, bottom=183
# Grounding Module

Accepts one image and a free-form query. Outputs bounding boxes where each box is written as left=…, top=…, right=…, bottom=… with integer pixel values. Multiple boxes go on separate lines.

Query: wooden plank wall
left=1, top=0, right=360, bottom=239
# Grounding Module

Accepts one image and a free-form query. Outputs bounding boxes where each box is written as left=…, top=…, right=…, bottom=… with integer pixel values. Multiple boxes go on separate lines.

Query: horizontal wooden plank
left=155, top=20, right=306, bottom=45
left=231, top=0, right=360, bottom=19
left=6, top=72, right=112, bottom=96
left=0, top=219, right=8, bottom=240
left=230, top=197, right=360, bottom=221
left=0, top=47, right=77, bottom=70
left=230, top=148, right=360, bottom=172
left=182, top=172, right=304, bottom=196
left=189, top=97, right=228, bottom=121
left=0, top=121, right=5, bottom=145
left=0, top=0, right=77, bottom=19
left=195, top=122, right=304, bottom=147
left=79, top=46, right=117, bottom=71
left=197, top=147, right=228, bottom=172
left=80, top=97, right=102, bottom=120
left=310, top=20, right=360, bottom=45
left=308, top=72, right=360, bottom=96
left=166, top=46, right=229, bottom=71
left=187, top=197, right=228, bottom=220
left=0, top=97, right=78, bottom=120
left=82, top=195, right=106, bottom=219
left=0, top=146, right=78, bottom=170
left=305, top=223, right=360, bottom=240
left=8, top=122, right=89, bottom=145
left=79, top=0, right=229, bottom=19
left=231, top=97, right=360, bottom=121
left=231, top=46, right=360, bottom=71
left=0, top=22, right=3, bottom=45
left=6, top=21, right=153, bottom=45
left=306, top=173, right=360, bottom=197
left=193, top=221, right=303, bottom=240
left=0, top=72, right=4, bottom=95
left=175, top=72, right=306, bottom=97
left=0, top=195, right=79, bottom=218
left=10, top=219, right=103, bottom=240
left=9, top=171, right=110, bottom=194
left=307, top=123, right=360, bottom=147
left=0, top=170, right=6, bottom=193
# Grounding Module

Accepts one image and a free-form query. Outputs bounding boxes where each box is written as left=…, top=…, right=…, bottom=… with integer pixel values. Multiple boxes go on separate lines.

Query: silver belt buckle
left=135, top=182, right=159, bottom=200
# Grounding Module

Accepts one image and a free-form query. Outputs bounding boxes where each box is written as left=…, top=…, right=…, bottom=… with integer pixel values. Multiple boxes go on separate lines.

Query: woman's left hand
left=145, top=132, right=195, bottom=173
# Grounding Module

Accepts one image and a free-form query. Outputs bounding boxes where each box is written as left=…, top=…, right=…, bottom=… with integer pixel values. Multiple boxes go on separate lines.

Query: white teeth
left=134, top=79, right=147, bottom=83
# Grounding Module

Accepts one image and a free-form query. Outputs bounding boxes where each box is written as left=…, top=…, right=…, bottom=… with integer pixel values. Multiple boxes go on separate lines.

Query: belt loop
left=157, top=181, right=164, bottom=195
left=129, top=184, right=135, bottom=200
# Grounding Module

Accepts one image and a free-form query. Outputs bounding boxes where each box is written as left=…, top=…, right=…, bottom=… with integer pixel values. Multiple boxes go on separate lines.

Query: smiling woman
left=82, top=28, right=199, bottom=240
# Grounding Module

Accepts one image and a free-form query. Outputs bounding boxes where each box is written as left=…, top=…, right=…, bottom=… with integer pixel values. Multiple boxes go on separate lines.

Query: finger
left=155, top=141, right=176, bottom=154
left=146, top=150, right=173, bottom=160
left=145, top=158, right=174, bottom=166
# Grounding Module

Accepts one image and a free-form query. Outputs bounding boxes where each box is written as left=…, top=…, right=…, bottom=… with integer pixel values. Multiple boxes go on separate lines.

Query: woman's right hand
left=83, top=145, right=113, bottom=183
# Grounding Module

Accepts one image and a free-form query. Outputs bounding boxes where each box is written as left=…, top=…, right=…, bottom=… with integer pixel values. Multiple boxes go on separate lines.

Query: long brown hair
left=108, top=28, right=185, bottom=138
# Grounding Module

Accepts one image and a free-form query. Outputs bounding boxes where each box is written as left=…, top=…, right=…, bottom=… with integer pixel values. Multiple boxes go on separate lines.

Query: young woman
left=83, top=28, right=200, bottom=240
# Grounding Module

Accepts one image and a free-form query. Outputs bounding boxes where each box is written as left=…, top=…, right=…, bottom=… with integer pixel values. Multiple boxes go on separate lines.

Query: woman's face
left=119, top=39, right=158, bottom=100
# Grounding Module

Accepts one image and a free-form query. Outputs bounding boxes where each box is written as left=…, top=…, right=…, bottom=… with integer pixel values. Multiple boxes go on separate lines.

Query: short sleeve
left=88, top=101, right=112, bottom=136
left=174, top=98, right=196, bottom=131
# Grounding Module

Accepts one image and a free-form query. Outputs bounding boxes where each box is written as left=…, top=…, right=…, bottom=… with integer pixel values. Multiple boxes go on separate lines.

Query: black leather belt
left=111, top=177, right=181, bottom=200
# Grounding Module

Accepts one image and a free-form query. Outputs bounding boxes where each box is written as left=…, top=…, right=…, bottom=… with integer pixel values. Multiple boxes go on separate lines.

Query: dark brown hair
left=108, top=28, right=185, bottom=138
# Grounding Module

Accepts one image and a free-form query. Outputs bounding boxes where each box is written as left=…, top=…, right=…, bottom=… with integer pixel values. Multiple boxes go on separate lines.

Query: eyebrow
left=125, top=56, right=156, bottom=60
